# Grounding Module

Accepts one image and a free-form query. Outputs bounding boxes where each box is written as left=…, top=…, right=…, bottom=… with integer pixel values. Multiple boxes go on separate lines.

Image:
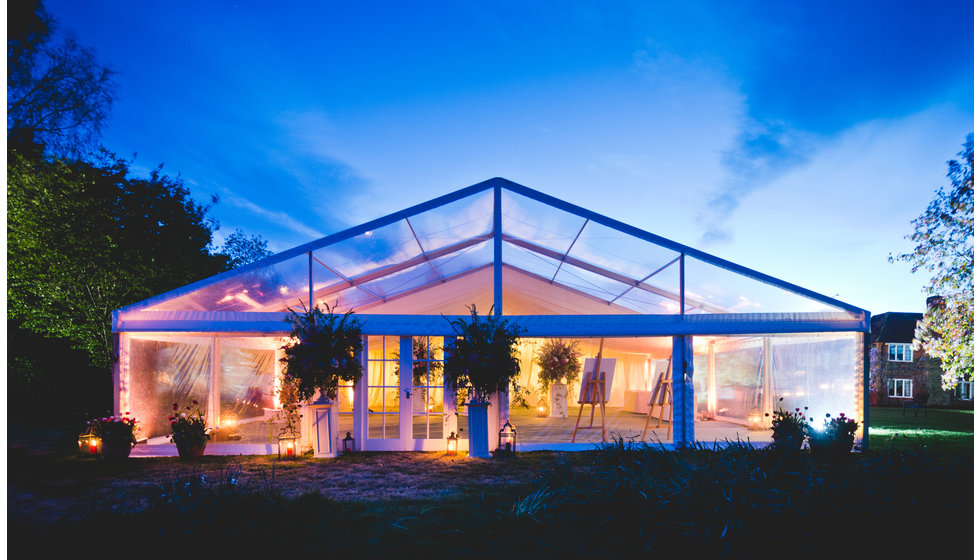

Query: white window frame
left=887, top=343, right=913, bottom=362
left=956, top=380, right=974, bottom=401
left=888, top=378, right=913, bottom=399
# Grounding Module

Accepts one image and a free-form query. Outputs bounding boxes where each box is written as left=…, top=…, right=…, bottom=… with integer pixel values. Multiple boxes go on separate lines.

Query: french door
left=360, top=335, right=456, bottom=451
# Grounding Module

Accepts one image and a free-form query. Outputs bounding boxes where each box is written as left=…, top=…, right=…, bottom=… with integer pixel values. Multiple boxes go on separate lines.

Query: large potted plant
left=169, top=401, right=210, bottom=459
left=808, top=412, right=859, bottom=461
left=281, top=302, right=363, bottom=457
left=90, top=412, right=140, bottom=461
left=443, top=304, right=525, bottom=458
left=534, top=339, right=582, bottom=419
left=765, top=398, right=810, bottom=454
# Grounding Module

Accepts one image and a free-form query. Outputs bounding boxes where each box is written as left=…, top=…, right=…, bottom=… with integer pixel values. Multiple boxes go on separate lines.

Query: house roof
left=113, top=178, right=869, bottom=335
left=870, top=312, right=923, bottom=343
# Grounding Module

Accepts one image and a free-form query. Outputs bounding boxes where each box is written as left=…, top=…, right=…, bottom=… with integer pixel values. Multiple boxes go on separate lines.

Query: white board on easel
left=578, top=358, right=616, bottom=404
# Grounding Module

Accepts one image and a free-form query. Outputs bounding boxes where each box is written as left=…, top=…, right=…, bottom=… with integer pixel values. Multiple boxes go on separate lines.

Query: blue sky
left=43, top=0, right=974, bottom=315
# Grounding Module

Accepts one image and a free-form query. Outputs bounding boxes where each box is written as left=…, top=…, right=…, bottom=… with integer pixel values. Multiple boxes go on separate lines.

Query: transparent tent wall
left=125, top=334, right=213, bottom=440
left=122, top=333, right=285, bottom=444
left=693, top=332, right=864, bottom=441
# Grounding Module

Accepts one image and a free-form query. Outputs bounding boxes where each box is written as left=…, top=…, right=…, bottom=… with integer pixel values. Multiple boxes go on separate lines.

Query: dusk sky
left=43, top=0, right=973, bottom=316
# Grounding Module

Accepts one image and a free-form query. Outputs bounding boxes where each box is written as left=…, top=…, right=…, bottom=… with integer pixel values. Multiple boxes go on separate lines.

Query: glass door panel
left=406, top=337, right=446, bottom=449
left=363, top=335, right=402, bottom=450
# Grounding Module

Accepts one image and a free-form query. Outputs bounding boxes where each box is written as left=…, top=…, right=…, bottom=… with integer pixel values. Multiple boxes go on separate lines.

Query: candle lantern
left=497, top=421, right=517, bottom=455
left=342, top=432, right=355, bottom=453
left=747, top=408, right=764, bottom=430
left=277, top=430, right=300, bottom=460
left=78, top=427, right=101, bottom=457
left=536, top=398, right=548, bottom=418
left=446, top=431, right=459, bottom=456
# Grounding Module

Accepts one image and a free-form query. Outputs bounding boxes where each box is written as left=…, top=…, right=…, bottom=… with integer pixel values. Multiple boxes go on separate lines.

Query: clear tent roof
left=118, top=178, right=864, bottom=321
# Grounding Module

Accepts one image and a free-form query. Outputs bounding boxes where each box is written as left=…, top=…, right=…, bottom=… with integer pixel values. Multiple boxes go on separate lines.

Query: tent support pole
left=672, top=335, right=695, bottom=444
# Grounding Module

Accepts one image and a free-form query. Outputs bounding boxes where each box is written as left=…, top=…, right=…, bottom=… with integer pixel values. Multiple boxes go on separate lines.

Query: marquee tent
left=113, top=178, right=869, bottom=455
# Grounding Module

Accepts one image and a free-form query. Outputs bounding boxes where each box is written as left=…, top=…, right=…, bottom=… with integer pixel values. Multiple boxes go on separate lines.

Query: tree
left=7, top=0, right=114, bottom=157
left=893, top=134, right=974, bottom=390
left=7, top=151, right=229, bottom=368
left=220, top=228, right=274, bottom=268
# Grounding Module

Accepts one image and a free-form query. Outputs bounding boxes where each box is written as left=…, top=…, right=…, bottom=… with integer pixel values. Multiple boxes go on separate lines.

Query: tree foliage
left=281, top=303, right=364, bottom=402
left=7, top=0, right=115, bottom=157
left=220, top=228, right=274, bottom=268
left=7, top=151, right=229, bottom=368
left=443, top=305, right=525, bottom=402
left=894, top=134, right=974, bottom=389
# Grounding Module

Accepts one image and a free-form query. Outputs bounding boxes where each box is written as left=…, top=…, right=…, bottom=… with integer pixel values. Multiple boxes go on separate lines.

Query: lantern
left=747, top=408, right=764, bottom=430
left=497, top=421, right=517, bottom=455
left=446, top=431, right=459, bottom=456
left=536, top=398, right=548, bottom=418
left=277, top=431, right=299, bottom=459
left=342, top=432, right=355, bottom=453
left=78, top=428, right=101, bottom=457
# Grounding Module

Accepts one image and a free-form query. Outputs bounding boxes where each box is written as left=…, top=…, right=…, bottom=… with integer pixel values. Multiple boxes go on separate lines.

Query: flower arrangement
left=281, top=302, right=364, bottom=402
left=443, top=304, right=525, bottom=402
left=808, top=412, right=859, bottom=457
left=534, top=338, right=582, bottom=394
left=169, top=400, right=210, bottom=447
left=90, top=412, right=140, bottom=446
left=766, top=398, right=811, bottom=450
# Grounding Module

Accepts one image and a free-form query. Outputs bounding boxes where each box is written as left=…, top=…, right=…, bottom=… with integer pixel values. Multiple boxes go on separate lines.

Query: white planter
left=550, top=383, right=569, bottom=418
left=305, top=398, right=338, bottom=458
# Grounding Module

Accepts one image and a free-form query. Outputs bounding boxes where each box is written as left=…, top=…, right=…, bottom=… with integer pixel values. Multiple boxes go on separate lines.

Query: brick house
left=869, top=307, right=974, bottom=407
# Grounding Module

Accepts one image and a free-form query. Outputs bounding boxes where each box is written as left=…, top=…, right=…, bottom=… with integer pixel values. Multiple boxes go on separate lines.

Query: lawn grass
left=9, top=408, right=973, bottom=557
left=867, top=405, right=974, bottom=454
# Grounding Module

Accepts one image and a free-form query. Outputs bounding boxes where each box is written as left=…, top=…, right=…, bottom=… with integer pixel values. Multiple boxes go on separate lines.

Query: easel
left=571, top=339, right=607, bottom=443
left=641, top=356, right=673, bottom=441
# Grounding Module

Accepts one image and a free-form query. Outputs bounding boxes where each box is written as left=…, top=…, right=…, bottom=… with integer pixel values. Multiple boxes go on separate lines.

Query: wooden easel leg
left=642, top=405, right=654, bottom=441
left=571, top=401, right=587, bottom=442
left=599, top=386, right=607, bottom=442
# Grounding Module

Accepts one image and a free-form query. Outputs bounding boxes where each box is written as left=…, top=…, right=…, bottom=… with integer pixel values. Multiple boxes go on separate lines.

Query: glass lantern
left=342, top=432, right=355, bottom=453
left=446, top=432, right=459, bottom=456
left=747, top=408, right=764, bottom=430
left=536, top=398, right=548, bottom=418
left=497, top=421, right=517, bottom=455
left=78, top=427, right=101, bottom=457
left=277, top=431, right=299, bottom=459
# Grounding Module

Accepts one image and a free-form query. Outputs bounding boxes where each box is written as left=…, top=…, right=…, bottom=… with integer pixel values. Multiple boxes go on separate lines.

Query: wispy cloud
left=698, top=121, right=816, bottom=245
left=219, top=189, right=324, bottom=241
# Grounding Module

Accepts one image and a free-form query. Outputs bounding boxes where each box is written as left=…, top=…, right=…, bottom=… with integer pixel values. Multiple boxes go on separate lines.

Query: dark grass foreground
left=10, top=439, right=972, bottom=558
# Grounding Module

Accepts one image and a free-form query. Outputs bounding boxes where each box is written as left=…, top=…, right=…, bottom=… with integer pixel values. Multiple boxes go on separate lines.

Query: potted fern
left=281, top=302, right=363, bottom=457
left=444, top=305, right=525, bottom=457
left=534, top=339, right=582, bottom=418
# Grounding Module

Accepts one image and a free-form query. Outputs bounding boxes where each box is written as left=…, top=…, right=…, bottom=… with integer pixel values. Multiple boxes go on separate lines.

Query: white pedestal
left=306, top=400, right=338, bottom=458
left=550, top=383, right=569, bottom=419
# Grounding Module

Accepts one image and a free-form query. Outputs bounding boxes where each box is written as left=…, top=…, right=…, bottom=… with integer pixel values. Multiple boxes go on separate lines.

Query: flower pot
left=809, top=436, right=854, bottom=461
left=467, top=400, right=491, bottom=458
left=770, top=433, right=804, bottom=452
left=549, top=383, right=569, bottom=419
left=100, top=438, right=134, bottom=461
left=175, top=438, right=207, bottom=460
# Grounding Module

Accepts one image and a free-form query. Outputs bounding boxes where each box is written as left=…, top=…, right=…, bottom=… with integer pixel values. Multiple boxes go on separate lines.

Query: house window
left=888, top=378, right=913, bottom=399
left=887, top=343, right=913, bottom=362
left=956, top=381, right=974, bottom=401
